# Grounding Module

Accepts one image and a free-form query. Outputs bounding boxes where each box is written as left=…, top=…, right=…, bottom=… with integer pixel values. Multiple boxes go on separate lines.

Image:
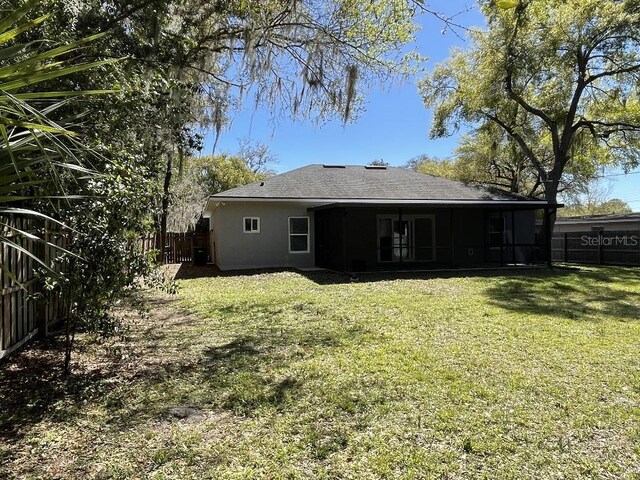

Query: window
left=243, top=217, right=260, bottom=233
left=289, top=217, right=309, bottom=253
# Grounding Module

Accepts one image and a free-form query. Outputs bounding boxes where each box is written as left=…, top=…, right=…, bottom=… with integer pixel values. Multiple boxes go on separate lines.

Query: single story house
left=204, top=164, right=557, bottom=272
left=551, top=212, right=640, bottom=233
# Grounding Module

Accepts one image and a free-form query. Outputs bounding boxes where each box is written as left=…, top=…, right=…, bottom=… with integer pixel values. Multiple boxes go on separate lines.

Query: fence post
left=563, top=232, right=568, bottom=262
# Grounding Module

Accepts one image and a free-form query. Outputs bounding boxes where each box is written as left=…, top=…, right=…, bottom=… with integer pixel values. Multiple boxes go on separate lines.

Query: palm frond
left=0, top=0, right=117, bottom=278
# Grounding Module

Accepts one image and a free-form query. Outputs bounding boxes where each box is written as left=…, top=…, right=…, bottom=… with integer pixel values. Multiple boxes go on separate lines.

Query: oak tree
left=420, top=0, right=640, bottom=231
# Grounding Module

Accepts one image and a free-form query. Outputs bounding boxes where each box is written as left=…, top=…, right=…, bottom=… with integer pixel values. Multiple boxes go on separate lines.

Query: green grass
left=1, top=266, right=639, bottom=479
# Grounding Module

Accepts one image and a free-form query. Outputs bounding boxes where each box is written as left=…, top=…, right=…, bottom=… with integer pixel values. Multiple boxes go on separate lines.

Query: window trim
left=288, top=216, right=310, bottom=254
left=243, top=217, right=261, bottom=234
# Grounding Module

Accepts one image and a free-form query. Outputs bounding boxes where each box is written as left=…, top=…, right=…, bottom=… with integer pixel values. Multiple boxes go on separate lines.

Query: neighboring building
left=549, top=213, right=640, bottom=266
left=553, top=212, right=640, bottom=233
left=204, top=164, right=557, bottom=272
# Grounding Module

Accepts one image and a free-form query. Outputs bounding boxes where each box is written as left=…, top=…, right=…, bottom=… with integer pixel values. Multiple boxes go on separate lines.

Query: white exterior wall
left=208, top=201, right=321, bottom=270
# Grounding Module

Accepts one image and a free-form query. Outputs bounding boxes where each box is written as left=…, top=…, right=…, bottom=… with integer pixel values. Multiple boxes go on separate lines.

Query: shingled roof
left=210, top=164, right=548, bottom=204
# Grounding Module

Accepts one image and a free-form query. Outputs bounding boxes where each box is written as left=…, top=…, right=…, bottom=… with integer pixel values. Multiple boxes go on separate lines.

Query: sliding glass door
left=378, top=215, right=435, bottom=263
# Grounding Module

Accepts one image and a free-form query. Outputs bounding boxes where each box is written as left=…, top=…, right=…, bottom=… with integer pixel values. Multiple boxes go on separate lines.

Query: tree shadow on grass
left=204, top=337, right=261, bottom=361
left=485, top=267, right=640, bottom=321
left=0, top=337, right=123, bottom=443
left=173, top=263, right=291, bottom=280
left=0, top=294, right=365, bottom=461
left=200, top=338, right=304, bottom=415
left=93, top=330, right=336, bottom=428
left=298, top=267, right=556, bottom=285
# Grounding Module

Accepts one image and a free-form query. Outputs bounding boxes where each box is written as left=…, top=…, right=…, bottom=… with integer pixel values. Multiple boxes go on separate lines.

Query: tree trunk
left=543, top=183, right=559, bottom=229
left=541, top=178, right=560, bottom=266
left=160, top=151, right=173, bottom=265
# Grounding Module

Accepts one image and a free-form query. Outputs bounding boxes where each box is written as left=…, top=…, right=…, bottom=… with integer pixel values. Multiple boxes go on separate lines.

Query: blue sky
left=203, top=1, right=640, bottom=211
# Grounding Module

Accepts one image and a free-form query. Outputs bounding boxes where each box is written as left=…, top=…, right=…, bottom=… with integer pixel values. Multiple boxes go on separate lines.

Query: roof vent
left=322, top=164, right=345, bottom=168
left=260, top=181, right=265, bottom=186
left=365, top=165, right=387, bottom=170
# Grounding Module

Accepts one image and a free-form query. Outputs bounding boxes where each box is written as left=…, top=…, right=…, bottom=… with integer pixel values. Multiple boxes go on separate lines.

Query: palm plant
left=0, top=0, right=116, bottom=278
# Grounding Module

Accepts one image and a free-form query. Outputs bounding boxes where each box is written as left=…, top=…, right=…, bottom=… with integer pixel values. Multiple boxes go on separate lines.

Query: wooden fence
left=552, top=230, right=640, bottom=267
left=1, top=217, right=68, bottom=360
left=2, top=225, right=210, bottom=360
left=140, top=232, right=210, bottom=264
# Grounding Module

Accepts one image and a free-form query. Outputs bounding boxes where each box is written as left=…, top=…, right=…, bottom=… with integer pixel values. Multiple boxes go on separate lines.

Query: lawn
left=1, top=266, right=639, bottom=479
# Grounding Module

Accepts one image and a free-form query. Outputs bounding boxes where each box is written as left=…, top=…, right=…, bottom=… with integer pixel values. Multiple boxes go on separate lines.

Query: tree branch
left=484, top=111, right=547, bottom=181
left=573, top=118, right=640, bottom=137
left=586, top=63, right=640, bottom=84
left=504, top=72, right=556, bottom=131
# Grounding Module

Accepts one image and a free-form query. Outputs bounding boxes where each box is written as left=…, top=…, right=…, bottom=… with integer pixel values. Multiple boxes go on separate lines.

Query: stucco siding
left=209, top=201, right=319, bottom=270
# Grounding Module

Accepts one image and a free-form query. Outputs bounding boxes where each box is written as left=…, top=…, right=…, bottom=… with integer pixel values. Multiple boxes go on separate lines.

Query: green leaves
left=0, top=0, right=43, bottom=33
left=0, top=23, right=119, bottom=93
left=0, top=0, right=115, bottom=277
left=421, top=0, right=640, bottom=206
left=496, top=0, right=519, bottom=9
